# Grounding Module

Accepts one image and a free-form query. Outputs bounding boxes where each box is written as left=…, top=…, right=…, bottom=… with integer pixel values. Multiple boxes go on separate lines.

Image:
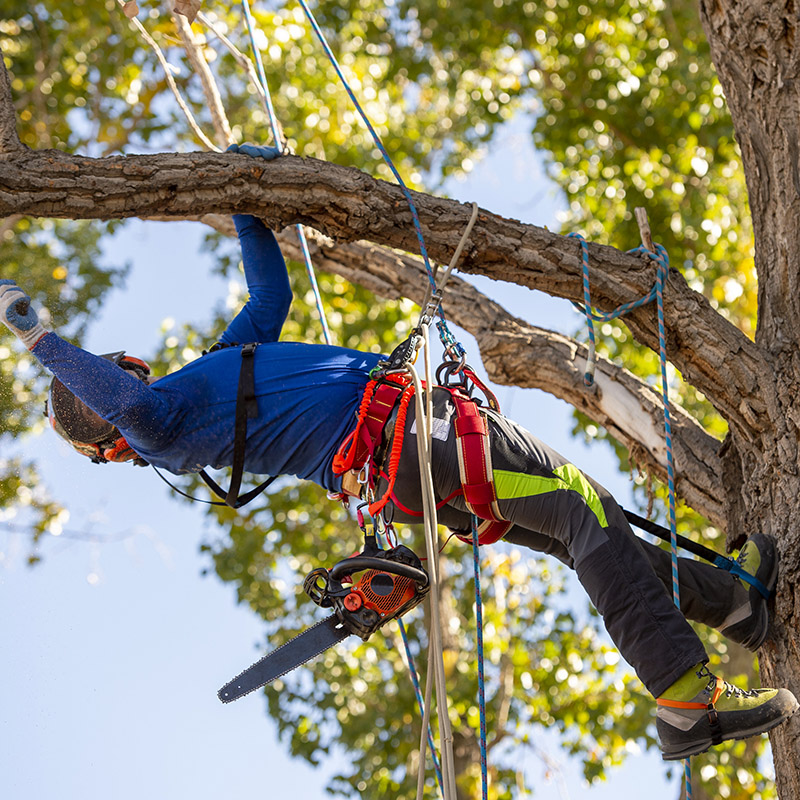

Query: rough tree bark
left=695, top=2, right=800, bottom=794
left=2, top=0, right=800, bottom=789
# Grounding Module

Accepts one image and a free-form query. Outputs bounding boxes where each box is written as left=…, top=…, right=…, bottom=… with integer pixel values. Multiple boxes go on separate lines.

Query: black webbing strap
left=198, top=343, right=277, bottom=508
left=623, top=510, right=722, bottom=564
left=152, top=343, right=276, bottom=509
left=623, top=509, right=772, bottom=599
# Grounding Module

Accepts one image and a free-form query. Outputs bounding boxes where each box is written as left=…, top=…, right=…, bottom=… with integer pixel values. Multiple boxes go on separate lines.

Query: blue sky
left=0, top=116, right=687, bottom=799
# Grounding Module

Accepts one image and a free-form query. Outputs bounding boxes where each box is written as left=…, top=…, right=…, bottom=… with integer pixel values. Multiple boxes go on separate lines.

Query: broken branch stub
left=173, top=0, right=202, bottom=24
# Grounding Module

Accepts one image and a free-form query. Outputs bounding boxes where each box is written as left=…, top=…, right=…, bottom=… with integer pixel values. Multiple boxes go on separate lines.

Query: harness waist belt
left=333, top=374, right=512, bottom=546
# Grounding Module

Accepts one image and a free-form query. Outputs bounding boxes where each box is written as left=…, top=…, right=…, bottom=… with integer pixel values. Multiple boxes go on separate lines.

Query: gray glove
left=0, top=280, right=49, bottom=349
left=226, top=143, right=281, bottom=160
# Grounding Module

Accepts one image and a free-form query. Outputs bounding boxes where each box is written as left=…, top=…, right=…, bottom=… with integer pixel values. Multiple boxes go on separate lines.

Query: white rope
left=440, top=202, right=480, bottom=292
left=416, top=642, right=436, bottom=799
left=408, top=334, right=457, bottom=800
left=417, top=201, right=480, bottom=329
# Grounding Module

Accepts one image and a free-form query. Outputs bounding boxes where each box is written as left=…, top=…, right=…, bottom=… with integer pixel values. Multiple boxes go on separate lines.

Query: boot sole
left=731, top=535, right=779, bottom=650
left=661, top=699, right=799, bottom=761
left=762, top=536, right=779, bottom=595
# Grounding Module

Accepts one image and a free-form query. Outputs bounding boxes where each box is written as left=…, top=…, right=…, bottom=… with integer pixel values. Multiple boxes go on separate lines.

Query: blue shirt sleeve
left=31, top=333, right=185, bottom=452
left=218, top=215, right=292, bottom=345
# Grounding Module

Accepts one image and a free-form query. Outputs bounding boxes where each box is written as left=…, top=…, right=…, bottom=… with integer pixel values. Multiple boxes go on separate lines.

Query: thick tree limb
left=0, top=147, right=769, bottom=437
left=178, top=213, right=725, bottom=526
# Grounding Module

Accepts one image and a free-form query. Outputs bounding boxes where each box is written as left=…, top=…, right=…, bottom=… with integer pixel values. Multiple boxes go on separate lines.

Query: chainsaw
left=218, top=538, right=429, bottom=703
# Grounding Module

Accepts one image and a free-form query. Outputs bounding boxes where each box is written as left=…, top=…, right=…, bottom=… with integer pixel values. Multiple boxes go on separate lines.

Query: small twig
left=174, top=13, right=233, bottom=149
left=0, top=45, right=27, bottom=156
left=115, top=0, right=221, bottom=152
left=634, top=206, right=654, bottom=252
left=197, top=11, right=286, bottom=148
left=0, top=214, right=22, bottom=238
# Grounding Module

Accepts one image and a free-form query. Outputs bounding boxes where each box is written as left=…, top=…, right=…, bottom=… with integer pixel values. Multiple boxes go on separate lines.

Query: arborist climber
left=1, top=143, right=796, bottom=761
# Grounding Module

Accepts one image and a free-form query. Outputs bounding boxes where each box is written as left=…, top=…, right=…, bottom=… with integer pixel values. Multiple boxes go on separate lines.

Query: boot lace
left=735, top=541, right=752, bottom=570
left=696, top=665, right=759, bottom=700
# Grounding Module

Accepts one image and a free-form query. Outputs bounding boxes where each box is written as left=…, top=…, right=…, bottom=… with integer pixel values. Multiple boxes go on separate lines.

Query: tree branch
left=196, top=12, right=285, bottom=147
left=0, top=49, right=26, bottom=156
left=114, top=0, right=220, bottom=152
left=165, top=212, right=726, bottom=526
left=174, top=13, right=233, bottom=150
left=0, top=138, right=769, bottom=445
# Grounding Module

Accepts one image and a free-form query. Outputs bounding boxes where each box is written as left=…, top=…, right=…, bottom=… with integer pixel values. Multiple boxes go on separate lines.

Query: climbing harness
left=440, top=365, right=511, bottom=545
left=330, top=361, right=513, bottom=546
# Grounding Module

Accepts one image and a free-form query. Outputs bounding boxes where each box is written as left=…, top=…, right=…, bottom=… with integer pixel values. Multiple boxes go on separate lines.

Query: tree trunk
left=697, top=1, right=800, bottom=795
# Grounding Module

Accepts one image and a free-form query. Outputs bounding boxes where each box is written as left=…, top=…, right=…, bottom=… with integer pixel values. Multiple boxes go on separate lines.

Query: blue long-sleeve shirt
left=32, top=215, right=383, bottom=492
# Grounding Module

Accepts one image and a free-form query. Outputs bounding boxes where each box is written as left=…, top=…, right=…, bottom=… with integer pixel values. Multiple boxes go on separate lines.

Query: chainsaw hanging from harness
left=218, top=519, right=430, bottom=703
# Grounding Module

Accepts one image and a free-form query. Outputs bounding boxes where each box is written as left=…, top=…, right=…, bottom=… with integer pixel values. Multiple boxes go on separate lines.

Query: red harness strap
left=331, top=371, right=512, bottom=546
left=448, top=387, right=512, bottom=545
left=332, top=375, right=410, bottom=477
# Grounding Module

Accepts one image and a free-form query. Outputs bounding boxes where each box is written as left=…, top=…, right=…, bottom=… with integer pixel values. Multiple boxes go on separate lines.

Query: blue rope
left=571, top=233, right=691, bottom=798
left=240, top=0, right=282, bottom=147
left=568, top=234, right=667, bottom=386
left=294, top=0, right=466, bottom=356
left=471, top=516, right=489, bottom=800
left=241, top=0, right=333, bottom=346
left=398, top=619, right=445, bottom=796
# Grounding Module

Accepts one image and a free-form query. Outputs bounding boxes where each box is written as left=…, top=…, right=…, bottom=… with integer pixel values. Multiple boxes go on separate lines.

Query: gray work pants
left=381, top=390, right=715, bottom=698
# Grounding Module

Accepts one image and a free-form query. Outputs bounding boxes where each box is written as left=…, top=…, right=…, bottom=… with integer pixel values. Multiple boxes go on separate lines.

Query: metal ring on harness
left=436, top=360, right=472, bottom=390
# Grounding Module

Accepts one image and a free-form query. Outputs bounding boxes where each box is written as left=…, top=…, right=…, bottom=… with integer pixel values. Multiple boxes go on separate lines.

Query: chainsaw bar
left=218, top=615, right=350, bottom=703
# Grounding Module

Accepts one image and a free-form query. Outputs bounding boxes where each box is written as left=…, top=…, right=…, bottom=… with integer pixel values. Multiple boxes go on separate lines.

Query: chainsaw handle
left=329, top=556, right=429, bottom=588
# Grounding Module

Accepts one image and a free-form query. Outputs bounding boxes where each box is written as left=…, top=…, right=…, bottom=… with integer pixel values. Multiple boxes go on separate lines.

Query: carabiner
left=436, top=359, right=472, bottom=389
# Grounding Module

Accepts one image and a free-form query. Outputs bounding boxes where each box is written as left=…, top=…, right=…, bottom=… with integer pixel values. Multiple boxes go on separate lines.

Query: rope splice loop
left=569, top=233, right=671, bottom=388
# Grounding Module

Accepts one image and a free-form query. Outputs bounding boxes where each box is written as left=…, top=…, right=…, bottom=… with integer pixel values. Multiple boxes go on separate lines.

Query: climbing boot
left=719, top=533, right=778, bottom=651
left=656, top=663, right=798, bottom=760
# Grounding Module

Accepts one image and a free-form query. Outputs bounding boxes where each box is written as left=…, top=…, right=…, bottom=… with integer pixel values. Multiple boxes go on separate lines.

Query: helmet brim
left=48, top=378, right=118, bottom=445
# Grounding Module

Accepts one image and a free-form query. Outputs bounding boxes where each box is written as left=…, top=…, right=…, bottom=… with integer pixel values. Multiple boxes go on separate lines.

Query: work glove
left=0, top=280, right=48, bottom=350
left=226, top=143, right=281, bottom=160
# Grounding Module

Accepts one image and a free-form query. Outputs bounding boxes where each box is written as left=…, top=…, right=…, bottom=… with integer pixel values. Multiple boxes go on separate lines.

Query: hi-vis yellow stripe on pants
left=492, top=464, right=609, bottom=529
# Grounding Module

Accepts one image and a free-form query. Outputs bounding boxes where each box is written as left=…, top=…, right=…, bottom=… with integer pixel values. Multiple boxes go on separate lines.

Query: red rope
left=332, top=379, right=377, bottom=474
left=368, top=385, right=415, bottom=516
